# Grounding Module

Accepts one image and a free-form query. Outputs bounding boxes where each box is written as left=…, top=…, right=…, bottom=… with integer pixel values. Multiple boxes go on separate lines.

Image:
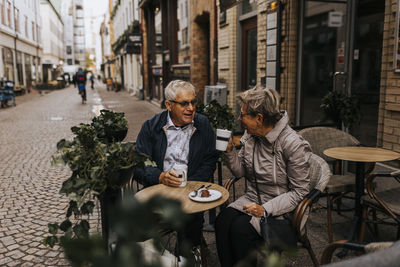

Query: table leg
left=337, top=162, right=365, bottom=258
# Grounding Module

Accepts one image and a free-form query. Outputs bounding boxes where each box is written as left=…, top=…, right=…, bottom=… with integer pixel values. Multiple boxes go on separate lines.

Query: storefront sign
left=328, top=11, right=343, bottom=27
left=126, top=33, right=142, bottom=54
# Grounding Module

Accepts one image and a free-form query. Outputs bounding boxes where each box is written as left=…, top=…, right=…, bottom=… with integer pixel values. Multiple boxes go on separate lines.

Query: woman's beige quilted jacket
left=224, top=111, right=312, bottom=234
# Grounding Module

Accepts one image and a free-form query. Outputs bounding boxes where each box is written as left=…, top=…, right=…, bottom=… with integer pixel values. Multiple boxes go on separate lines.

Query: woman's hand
left=226, top=137, right=234, bottom=153
left=159, top=170, right=182, bottom=187
left=243, top=202, right=265, bottom=217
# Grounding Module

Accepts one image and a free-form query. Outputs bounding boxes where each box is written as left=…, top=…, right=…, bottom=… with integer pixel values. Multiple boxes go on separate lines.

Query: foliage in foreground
left=62, top=195, right=189, bottom=267
left=43, top=110, right=154, bottom=247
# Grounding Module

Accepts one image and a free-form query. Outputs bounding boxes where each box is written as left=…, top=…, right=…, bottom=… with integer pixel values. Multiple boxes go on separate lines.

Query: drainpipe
left=12, top=0, right=17, bottom=84
left=35, top=0, right=40, bottom=85
left=214, top=0, right=218, bottom=84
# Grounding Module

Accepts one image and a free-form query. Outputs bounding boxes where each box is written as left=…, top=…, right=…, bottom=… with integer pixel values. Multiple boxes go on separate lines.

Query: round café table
left=324, top=146, right=400, bottom=240
left=134, top=181, right=229, bottom=214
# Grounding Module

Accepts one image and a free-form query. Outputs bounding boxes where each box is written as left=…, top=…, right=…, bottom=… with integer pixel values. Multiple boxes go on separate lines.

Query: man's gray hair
left=237, top=86, right=282, bottom=126
left=165, top=80, right=196, bottom=100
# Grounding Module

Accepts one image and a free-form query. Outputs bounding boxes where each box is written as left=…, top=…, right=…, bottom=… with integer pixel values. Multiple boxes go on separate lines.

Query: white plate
left=189, top=189, right=222, bottom=202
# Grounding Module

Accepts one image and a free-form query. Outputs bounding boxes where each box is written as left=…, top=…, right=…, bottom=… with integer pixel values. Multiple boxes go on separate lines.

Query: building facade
left=40, top=0, right=64, bottom=82
left=110, top=0, right=142, bottom=95
left=0, top=0, right=43, bottom=89
left=139, top=0, right=218, bottom=105
left=218, top=0, right=400, bottom=157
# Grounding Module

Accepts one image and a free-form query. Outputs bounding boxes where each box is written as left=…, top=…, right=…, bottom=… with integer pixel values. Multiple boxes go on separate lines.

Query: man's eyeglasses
left=169, top=99, right=198, bottom=107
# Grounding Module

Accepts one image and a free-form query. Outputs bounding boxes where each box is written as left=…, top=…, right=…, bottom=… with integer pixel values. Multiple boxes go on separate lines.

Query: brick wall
left=259, top=0, right=299, bottom=124
left=218, top=5, right=238, bottom=109
left=190, top=0, right=217, bottom=102
left=141, top=8, right=149, bottom=97
left=379, top=0, right=400, bottom=152
left=279, top=0, right=299, bottom=123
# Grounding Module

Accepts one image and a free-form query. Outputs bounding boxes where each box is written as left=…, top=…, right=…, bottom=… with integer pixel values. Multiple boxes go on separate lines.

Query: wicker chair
left=320, top=240, right=398, bottom=266
left=224, top=153, right=331, bottom=266
left=360, top=170, right=400, bottom=241
left=298, top=127, right=374, bottom=242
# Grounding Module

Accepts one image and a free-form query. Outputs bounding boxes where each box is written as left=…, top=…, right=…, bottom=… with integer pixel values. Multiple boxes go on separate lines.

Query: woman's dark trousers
left=215, top=207, right=262, bottom=267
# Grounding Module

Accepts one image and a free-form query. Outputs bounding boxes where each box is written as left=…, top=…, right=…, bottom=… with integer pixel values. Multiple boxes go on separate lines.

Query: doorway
left=298, top=0, right=384, bottom=146
left=350, top=0, right=384, bottom=146
left=241, top=17, right=257, bottom=91
left=299, top=0, right=348, bottom=126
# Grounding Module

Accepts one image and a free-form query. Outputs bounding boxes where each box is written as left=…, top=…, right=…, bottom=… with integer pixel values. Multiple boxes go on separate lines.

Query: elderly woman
left=215, top=87, right=312, bottom=266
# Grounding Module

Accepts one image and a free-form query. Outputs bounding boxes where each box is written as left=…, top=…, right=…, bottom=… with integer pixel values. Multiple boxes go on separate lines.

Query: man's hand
left=159, top=170, right=182, bottom=187
left=243, top=202, right=265, bottom=217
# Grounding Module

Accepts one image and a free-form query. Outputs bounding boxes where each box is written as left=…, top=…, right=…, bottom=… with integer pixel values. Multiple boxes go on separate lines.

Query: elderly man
left=134, top=80, right=218, bottom=258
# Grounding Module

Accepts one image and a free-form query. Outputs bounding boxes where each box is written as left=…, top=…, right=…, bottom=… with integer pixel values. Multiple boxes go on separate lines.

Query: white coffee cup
left=172, top=163, right=188, bottom=187
left=216, top=129, right=232, bottom=151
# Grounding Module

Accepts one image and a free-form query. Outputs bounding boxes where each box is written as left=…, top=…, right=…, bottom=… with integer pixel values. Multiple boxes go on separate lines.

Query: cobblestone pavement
left=1, top=82, right=399, bottom=266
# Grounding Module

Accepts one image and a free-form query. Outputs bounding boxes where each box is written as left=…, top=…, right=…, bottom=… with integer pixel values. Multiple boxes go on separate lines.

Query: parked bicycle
left=0, top=79, right=16, bottom=108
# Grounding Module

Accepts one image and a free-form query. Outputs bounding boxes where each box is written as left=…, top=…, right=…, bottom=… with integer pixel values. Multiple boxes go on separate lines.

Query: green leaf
left=60, top=220, right=72, bottom=232
left=48, top=223, right=59, bottom=235
left=66, top=201, right=80, bottom=217
left=81, top=201, right=95, bottom=215
left=73, top=220, right=90, bottom=238
left=43, top=235, right=58, bottom=248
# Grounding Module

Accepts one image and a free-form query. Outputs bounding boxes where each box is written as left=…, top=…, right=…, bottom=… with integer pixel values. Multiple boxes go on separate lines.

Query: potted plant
left=43, top=109, right=154, bottom=248
left=197, top=100, right=235, bottom=151
left=320, top=91, right=361, bottom=129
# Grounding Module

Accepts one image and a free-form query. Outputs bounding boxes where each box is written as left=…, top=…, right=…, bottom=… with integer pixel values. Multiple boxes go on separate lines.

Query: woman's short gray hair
left=237, top=86, right=282, bottom=126
left=165, top=80, right=196, bottom=100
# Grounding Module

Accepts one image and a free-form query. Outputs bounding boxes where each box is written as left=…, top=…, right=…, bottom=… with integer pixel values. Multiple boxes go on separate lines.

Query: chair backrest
left=298, top=127, right=360, bottom=164
left=297, top=153, right=331, bottom=233
left=308, top=153, right=331, bottom=193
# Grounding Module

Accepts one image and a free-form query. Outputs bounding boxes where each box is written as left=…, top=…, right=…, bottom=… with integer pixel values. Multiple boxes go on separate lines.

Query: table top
left=134, top=181, right=229, bottom=214
left=324, top=146, right=400, bottom=163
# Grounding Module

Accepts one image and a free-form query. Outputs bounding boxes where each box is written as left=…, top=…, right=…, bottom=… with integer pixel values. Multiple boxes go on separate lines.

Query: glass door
left=299, top=0, right=349, bottom=125
left=349, top=0, right=384, bottom=146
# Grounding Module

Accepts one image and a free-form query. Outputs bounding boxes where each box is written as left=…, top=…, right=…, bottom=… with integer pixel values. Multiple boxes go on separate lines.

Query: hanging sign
left=328, top=11, right=343, bottom=27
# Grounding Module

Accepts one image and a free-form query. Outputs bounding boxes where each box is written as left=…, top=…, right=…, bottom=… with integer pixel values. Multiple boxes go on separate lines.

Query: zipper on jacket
left=272, top=143, right=280, bottom=195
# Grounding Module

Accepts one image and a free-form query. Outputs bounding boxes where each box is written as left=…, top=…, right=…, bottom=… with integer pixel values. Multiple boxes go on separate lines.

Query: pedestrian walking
left=75, top=68, right=87, bottom=103
left=90, top=73, right=95, bottom=90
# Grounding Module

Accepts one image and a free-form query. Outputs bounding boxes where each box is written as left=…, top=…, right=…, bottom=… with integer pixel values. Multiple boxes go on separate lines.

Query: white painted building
left=73, top=0, right=85, bottom=68
left=112, top=0, right=142, bottom=95
left=40, top=0, right=64, bottom=82
left=0, top=0, right=43, bottom=88
left=100, top=12, right=112, bottom=79
left=177, top=0, right=190, bottom=64
left=60, top=0, right=85, bottom=79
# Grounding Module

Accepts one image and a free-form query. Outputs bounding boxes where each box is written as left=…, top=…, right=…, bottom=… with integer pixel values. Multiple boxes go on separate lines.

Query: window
left=66, top=46, right=72, bottom=54
left=67, top=59, right=73, bottom=65
left=0, top=0, right=4, bottom=25
left=6, top=0, right=11, bottom=27
left=32, top=21, right=35, bottom=41
left=182, top=28, right=188, bottom=45
left=37, top=25, right=40, bottom=43
left=25, top=15, right=28, bottom=38
left=14, top=7, right=18, bottom=32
